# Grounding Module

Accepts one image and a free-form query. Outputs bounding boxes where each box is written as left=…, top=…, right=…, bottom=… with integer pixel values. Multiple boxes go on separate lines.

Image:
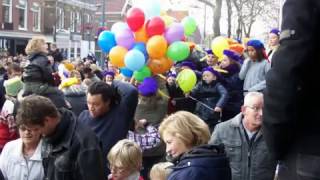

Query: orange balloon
left=135, top=26, right=148, bottom=43
left=148, top=57, right=173, bottom=74
left=230, top=44, right=245, bottom=55
left=109, top=46, right=128, bottom=68
left=147, top=35, right=168, bottom=59
left=227, top=38, right=238, bottom=45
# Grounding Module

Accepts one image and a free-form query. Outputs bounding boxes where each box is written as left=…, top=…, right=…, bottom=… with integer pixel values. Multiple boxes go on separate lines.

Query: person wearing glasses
left=0, top=124, right=44, bottom=179
left=209, top=92, right=277, bottom=180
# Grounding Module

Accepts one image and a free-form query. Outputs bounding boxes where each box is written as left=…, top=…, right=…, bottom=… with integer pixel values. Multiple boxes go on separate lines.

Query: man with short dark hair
left=16, top=95, right=105, bottom=180
left=78, top=81, right=138, bottom=173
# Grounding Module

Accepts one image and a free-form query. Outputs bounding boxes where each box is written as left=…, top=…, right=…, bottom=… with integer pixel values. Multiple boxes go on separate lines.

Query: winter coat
left=62, top=84, right=87, bottom=116
left=42, top=108, right=105, bottom=180
left=22, top=52, right=54, bottom=85
left=168, top=144, right=231, bottom=180
left=210, top=113, right=277, bottom=180
left=191, top=81, right=228, bottom=122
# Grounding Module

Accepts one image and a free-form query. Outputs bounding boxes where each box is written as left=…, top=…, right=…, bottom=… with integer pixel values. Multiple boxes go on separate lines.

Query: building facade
left=0, top=0, right=97, bottom=59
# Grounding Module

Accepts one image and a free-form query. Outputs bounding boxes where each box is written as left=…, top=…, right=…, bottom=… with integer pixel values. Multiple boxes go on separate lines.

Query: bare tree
left=260, top=0, right=280, bottom=29
left=226, top=0, right=232, bottom=37
left=232, top=0, right=268, bottom=37
left=213, top=0, right=222, bottom=37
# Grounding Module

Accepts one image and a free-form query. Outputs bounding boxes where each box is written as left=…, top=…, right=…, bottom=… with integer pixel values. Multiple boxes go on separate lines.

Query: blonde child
left=149, top=162, right=173, bottom=180
left=107, top=139, right=144, bottom=180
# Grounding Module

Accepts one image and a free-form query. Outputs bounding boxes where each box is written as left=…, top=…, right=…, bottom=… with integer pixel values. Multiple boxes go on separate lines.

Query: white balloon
left=111, top=22, right=129, bottom=34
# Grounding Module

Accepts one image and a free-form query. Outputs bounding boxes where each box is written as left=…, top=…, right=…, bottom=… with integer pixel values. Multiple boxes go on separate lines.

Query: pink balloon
left=146, top=17, right=165, bottom=37
left=115, top=28, right=135, bottom=49
left=164, top=23, right=185, bottom=44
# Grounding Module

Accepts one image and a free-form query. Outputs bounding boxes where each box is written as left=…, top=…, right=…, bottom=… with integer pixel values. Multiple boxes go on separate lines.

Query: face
left=105, top=75, right=114, bottom=85
left=268, top=33, right=279, bottom=47
left=19, top=125, right=42, bottom=145
left=110, top=165, right=132, bottom=180
left=247, top=46, right=257, bottom=60
left=206, top=55, right=215, bottom=66
left=202, top=71, right=216, bottom=84
left=163, top=132, right=190, bottom=158
left=220, top=56, right=231, bottom=69
left=87, top=93, right=110, bottom=118
left=41, top=42, right=49, bottom=54
left=167, top=76, right=176, bottom=86
left=242, top=96, right=264, bottom=130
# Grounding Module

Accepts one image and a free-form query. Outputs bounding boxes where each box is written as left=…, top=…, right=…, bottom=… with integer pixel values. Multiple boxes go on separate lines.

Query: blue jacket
left=168, top=144, right=231, bottom=180
left=78, top=81, right=138, bottom=168
left=191, top=81, right=228, bottom=121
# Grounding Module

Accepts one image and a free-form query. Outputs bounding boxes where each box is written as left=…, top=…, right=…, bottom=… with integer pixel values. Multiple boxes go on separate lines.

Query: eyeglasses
left=246, top=105, right=263, bottom=112
left=18, top=125, right=40, bottom=132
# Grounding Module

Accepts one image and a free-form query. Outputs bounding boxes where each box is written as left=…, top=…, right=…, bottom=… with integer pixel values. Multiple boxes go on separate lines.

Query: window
left=57, top=7, right=64, bottom=30
left=2, top=0, right=12, bottom=23
left=31, top=3, right=40, bottom=31
left=17, top=0, right=27, bottom=30
left=70, top=11, right=75, bottom=32
left=84, top=14, right=90, bottom=24
left=76, top=11, right=81, bottom=32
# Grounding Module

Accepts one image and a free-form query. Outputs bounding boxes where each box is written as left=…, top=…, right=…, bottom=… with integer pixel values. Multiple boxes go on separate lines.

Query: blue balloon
left=120, top=67, right=133, bottom=77
left=98, top=31, right=116, bottom=53
left=133, top=43, right=149, bottom=61
left=125, top=50, right=145, bottom=71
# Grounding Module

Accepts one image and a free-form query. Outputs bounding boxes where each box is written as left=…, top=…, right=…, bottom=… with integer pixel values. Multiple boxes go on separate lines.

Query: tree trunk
left=213, top=0, right=222, bottom=37
left=226, top=0, right=232, bottom=37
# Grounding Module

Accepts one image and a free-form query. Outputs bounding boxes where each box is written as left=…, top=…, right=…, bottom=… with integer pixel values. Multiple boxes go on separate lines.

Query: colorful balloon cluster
left=98, top=0, right=198, bottom=82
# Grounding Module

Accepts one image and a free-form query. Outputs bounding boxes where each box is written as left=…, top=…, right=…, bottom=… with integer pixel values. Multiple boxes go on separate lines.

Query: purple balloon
left=115, top=28, right=135, bottom=49
left=164, top=23, right=185, bottom=44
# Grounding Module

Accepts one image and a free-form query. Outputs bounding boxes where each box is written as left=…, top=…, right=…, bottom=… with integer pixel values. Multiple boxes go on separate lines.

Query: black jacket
left=168, top=144, right=231, bottom=180
left=42, top=108, right=105, bottom=180
left=22, top=52, right=55, bottom=85
left=263, top=0, right=320, bottom=160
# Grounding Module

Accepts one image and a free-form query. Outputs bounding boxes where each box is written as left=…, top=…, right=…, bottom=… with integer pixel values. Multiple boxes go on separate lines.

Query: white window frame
left=57, top=7, right=64, bottom=30
left=70, top=11, right=75, bottom=32
left=76, top=11, right=81, bottom=33
left=2, top=0, right=12, bottom=23
left=31, top=3, right=41, bottom=32
left=16, top=0, right=27, bottom=30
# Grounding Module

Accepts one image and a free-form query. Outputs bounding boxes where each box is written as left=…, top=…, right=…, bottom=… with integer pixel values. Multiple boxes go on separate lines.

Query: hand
left=214, top=107, right=222, bottom=113
left=171, top=100, right=176, bottom=106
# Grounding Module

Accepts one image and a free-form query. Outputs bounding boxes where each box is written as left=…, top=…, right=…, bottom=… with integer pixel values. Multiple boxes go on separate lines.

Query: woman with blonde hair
left=159, top=111, right=231, bottom=180
left=22, top=36, right=68, bottom=108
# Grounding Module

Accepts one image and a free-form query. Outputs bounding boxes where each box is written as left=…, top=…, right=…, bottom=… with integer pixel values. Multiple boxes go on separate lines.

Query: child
left=107, top=139, right=144, bottom=180
left=218, top=50, right=244, bottom=121
left=190, top=66, right=228, bottom=131
left=239, top=39, right=271, bottom=95
left=149, top=162, right=173, bottom=180
left=104, top=71, right=115, bottom=85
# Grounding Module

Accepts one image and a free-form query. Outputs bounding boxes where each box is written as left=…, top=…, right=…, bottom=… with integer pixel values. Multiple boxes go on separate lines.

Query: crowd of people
left=1, top=1, right=319, bottom=178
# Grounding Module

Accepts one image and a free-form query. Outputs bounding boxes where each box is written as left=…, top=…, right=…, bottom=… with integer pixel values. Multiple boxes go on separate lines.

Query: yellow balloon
left=109, top=46, right=128, bottom=68
left=211, top=36, right=230, bottom=61
left=161, top=15, right=175, bottom=27
left=177, top=69, right=197, bottom=93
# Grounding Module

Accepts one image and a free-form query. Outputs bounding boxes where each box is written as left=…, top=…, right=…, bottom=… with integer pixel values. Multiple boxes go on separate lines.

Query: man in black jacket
left=16, top=95, right=105, bottom=180
left=263, top=0, right=320, bottom=179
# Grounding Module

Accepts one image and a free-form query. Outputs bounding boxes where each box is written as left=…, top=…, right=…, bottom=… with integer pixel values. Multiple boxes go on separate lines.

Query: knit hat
left=206, top=49, right=213, bottom=55
left=202, top=66, right=220, bottom=79
left=4, top=77, right=23, bottom=97
left=270, top=28, right=280, bottom=36
left=247, top=39, right=265, bottom=50
left=138, top=77, right=158, bottom=97
left=178, top=61, right=196, bottom=70
left=167, top=72, right=177, bottom=78
left=223, top=49, right=243, bottom=63
left=103, top=70, right=115, bottom=77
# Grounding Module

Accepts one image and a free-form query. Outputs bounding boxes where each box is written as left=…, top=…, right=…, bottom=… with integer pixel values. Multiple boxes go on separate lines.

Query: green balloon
left=177, top=69, right=197, bottom=93
left=133, top=66, right=151, bottom=82
left=166, top=41, right=190, bottom=62
left=182, top=16, right=197, bottom=36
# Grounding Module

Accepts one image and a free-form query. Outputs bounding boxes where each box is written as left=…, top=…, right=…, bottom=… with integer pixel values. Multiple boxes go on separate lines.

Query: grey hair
left=243, top=91, right=263, bottom=106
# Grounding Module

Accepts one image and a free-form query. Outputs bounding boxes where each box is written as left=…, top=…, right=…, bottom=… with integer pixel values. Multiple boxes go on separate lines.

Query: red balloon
left=146, top=17, right=165, bottom=37
left=126, top=8, right=145, bottom=32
